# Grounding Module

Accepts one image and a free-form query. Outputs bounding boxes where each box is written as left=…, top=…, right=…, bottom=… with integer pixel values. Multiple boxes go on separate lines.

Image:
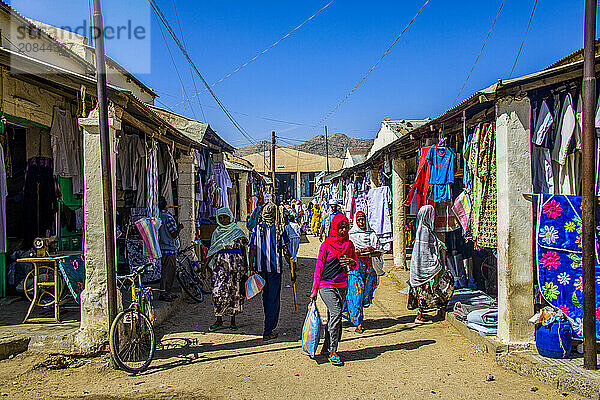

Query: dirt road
left=0, top=236, right=583, bottom=399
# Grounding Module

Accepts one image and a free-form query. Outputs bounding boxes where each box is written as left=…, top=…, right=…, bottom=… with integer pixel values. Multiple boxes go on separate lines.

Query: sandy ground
left=0, top=235, right=585, bottom=400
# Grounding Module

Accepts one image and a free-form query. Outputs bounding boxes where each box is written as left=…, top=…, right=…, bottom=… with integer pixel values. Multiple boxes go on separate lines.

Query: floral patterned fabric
left=407, top=269, right=454, bottom=311
left=211, top=236, right=249, bottom=317
left=343, top=257, right=379, bottom=326
left=536, top=194, right=600, bottom=339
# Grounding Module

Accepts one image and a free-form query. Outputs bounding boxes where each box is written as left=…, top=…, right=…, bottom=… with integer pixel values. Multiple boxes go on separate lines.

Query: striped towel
left=452, top=190, right=471, bottom=235
left=134, top=217, right=162, bottom=260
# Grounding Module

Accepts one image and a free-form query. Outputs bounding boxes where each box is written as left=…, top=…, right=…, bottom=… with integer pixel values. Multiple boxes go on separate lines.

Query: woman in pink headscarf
left=310, top=214, right=358, bottom=366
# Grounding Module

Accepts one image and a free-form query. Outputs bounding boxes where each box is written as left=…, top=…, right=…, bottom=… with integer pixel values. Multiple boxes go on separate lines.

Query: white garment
left=532, top=100, right=553, bottom=146
left=366, top=186, right=392, bottom=236
left=532, top=146, right=554, bottom=194
left=552, top=93, right=576, bottom=165
left=344, top=182, right=354, bottom=215
left=50, top=107, right=83, bottom=194
left=211, top=162, right=232, bottom=209
left=553, top=152, right=581, bottom=195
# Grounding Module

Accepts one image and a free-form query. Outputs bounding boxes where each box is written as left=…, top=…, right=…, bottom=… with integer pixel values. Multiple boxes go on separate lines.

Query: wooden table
left=17, top=252, right=83, bottom=323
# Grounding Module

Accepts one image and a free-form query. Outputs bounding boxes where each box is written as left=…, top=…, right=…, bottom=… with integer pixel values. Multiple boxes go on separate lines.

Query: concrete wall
left=392, top=156, right=407, bottom=269
left=495, top=96, right=534, bottom=344
left=177, top=153, right=195, bottom=249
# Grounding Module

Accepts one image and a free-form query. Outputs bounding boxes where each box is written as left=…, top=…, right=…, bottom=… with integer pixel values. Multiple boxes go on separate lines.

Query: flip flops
left=328, top=353, right=344, bottom=366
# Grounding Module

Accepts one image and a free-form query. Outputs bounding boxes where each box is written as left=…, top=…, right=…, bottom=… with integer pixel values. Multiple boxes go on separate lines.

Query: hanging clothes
left=426, top=145, right=456, bottom=203
left=551, top=93, right=576, bottom=166
left=158, top=143, right=178, bottom=206
left=405, top=146, right=433, bottom=214
left=211, top=162, right=232, bottom=209
left=50, top=107, right=83, bottom=194
left=532, top=99, right=554, bottom=146
left=116, top=134, right=145, bottom=191
left=366, top=186, right=392, bottom=248
left=468, top=124, right=497, bottom=248
left=147, top=141, right=159, bottom=218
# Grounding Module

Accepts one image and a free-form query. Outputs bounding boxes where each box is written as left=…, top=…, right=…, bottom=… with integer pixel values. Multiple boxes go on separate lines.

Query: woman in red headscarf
left=310, top=214, right=358, bottom=366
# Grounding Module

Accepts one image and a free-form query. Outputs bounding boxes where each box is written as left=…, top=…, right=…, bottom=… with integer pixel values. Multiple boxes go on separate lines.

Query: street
left=0, top=236, right=583, bottom=399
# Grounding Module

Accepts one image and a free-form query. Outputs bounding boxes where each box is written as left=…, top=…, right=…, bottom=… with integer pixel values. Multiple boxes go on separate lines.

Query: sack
left=315, top=292, right=329, bottom=325
left=245, top=274, right=265, bottom=300
left=301, top=301, right=321, bottom=358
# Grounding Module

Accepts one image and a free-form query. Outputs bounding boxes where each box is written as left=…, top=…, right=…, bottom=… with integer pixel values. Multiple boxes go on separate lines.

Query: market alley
left=0, top=236, right=582, bottom=400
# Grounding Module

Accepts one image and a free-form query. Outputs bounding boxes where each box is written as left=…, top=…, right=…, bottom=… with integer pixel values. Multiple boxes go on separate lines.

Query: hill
left=235, top=134, right=373, bottom=159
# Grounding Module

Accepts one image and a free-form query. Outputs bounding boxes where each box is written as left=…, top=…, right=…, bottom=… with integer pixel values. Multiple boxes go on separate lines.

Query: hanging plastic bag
left=245, top=274, right=265, bottom=300
left=301, top=301, right=321, bottom=358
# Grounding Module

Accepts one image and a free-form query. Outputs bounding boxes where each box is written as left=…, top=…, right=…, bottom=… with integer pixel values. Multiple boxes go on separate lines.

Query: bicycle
left=175, top=241, right=212, bottom=303
left=109, top=263, right=156, bottom=373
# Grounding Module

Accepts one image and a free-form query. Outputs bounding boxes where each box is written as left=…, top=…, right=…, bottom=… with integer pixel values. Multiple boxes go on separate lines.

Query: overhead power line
left=147, top=0, right=257, bottom=144
left=508, top=0, right=538, bottom=79
left=172, top=0, right=337, bottom=109
left=311, top=0, right=429, bottom=129
left=453, top=0, right=506, bottom=105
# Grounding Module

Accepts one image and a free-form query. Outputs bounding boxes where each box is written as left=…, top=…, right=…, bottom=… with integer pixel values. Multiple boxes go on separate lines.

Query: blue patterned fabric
left=536, top=194, right=600, bottom=339
left=56, top=254, right=85, bottom=304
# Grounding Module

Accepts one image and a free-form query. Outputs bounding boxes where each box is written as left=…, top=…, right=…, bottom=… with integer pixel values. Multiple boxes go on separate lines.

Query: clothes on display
left=536, top=194, right=600, bottom=340
left=50, top=107, right=83, bottom=194
left=158, top=143, right=178, bottom=206
left=0, top=144, right=6, bottom=253
left=211, top=162, right=232, bottom=210
left=366, top=186, right=393, bottom=250
left=426, top=145, right=456, bottom=203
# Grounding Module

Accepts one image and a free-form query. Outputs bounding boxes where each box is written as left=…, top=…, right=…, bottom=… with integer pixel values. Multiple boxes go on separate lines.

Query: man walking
left=249, top=202, right=292, bottom=341
left=319, top=199, right=342, bottom=241
left=158, top=196, right=183, bottom=301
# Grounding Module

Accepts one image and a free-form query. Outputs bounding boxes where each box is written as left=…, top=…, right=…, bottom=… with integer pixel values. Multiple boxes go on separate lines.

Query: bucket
left=535, top=318, right=572, bottom=359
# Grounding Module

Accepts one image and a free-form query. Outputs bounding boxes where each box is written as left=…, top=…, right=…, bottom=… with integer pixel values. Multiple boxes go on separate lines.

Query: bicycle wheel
left=110, top=308, right=155, bottom=373
left=176, top=261, right=204, bottom=303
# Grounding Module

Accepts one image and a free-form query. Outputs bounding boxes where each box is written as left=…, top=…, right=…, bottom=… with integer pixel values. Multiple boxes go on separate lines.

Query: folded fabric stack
left=465, top=308, right=498, bottom=335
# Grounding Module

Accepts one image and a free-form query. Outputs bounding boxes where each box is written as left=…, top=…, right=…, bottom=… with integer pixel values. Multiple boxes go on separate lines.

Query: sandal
left=414, top=318, right=432, bottom=325
left=355, top=326, right=365, bottom=334
left=209, top=322, right=223, bottom=332
left=328, top=353, right=344, bottom=366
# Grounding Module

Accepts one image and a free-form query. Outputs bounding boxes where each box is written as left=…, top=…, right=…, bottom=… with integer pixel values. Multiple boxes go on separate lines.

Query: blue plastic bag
left=301, top=301, right=321, bottom=358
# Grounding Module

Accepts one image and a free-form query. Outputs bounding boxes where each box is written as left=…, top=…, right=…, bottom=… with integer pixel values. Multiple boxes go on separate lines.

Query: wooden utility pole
left=582, top=0, right=597, bottom=371
left=271, top=131, right=276, bottom=200
left=325, top=125, right=330, bottom=173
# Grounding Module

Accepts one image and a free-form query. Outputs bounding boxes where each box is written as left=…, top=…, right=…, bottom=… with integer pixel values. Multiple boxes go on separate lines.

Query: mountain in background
left=235, top=133, right=373, bottom=159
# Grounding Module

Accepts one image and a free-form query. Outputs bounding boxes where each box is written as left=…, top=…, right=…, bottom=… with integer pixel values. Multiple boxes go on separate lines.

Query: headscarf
left=261, top=202, right=284, bottom=243
left=324, top=213, right=352, bottom=258
left=349, top=211, right=377, bottom=250
left=207, top=207, right=247, bottom=269
left=409, top=205, right=443, bottom=287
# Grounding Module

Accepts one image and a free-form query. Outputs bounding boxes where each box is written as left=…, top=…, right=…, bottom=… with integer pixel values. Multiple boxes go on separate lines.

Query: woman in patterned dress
left=205, top=207, right=249, bottom=331
left=408, top=205, right=454, bottom=323
left=344, top=211, right=381, bottom=333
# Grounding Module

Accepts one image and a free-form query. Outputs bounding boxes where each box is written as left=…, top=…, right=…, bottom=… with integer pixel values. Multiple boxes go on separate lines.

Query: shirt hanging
left=426, top=145, right=456, bottom=203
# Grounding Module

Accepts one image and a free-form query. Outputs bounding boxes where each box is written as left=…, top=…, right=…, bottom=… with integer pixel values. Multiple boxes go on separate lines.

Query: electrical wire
left=508, top=0, right=538, bottom=79
left=172, top=0, right=337, bottom=109
left=310, top=0, right=429, bottom=129
left=453, top=0, right=506, bottom=105
left=171, top=0, right=206, bottom=121
left=147, top=0, right=256, bottom=144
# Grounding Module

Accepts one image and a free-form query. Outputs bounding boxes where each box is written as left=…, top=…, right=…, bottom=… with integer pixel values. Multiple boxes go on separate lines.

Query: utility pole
left=271, top=131, right=276, bottom=202
left=325, top=125, right=330, bottom=173
left=582, top=0, right=597, bottom=371
left=92, top=0, right=117, bottom=340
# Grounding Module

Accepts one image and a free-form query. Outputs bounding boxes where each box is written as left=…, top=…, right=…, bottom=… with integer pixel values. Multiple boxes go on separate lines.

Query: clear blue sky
left=12, top=0, right=598, bottom=147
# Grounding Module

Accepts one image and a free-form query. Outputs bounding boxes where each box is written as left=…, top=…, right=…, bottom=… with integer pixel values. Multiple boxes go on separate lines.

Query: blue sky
left=12, top=0, right=596, bottom=147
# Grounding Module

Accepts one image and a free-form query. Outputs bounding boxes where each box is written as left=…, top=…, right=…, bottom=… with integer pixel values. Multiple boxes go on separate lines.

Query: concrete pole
left=75, top=108, right=120, bottom=354
left=177, top=152, right=196, bottom=249
left=496, top=96, right=534, bottom=344
left=392, top=156, right=407, bottom=270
